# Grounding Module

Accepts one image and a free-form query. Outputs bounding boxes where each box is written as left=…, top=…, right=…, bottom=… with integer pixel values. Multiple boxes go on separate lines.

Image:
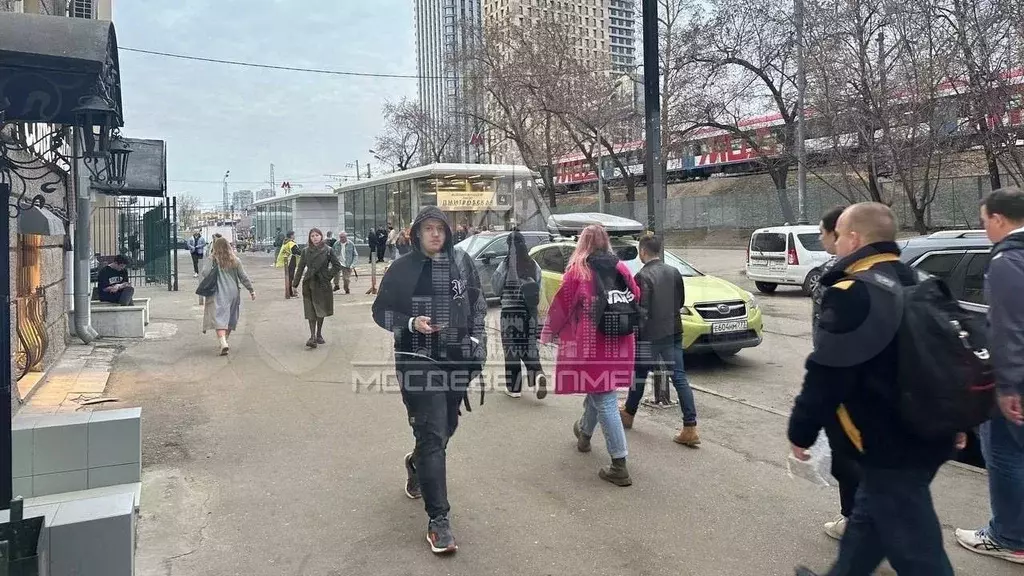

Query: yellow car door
left=531, top=244, right=570, bottom=321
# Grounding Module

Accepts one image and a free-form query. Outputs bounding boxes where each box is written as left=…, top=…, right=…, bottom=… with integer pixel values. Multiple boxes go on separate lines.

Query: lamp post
left=795, top=0, right=808, bottom=224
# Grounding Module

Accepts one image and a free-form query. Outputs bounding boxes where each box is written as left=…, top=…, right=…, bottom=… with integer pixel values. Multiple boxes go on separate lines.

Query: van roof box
left=547, top=213, right=645, bottom=237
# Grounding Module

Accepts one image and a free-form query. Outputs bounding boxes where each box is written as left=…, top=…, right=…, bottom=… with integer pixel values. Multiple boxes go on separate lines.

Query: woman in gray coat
left=292, top=228, right=342, bottom=349
left=201, top=237, right=256, bottom=355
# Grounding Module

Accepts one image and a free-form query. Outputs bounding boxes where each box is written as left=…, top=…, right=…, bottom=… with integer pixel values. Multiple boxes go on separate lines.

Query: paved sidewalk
left=82, top=253, right=1017, bottom=576
left=19, top=342, right=123, bottom=415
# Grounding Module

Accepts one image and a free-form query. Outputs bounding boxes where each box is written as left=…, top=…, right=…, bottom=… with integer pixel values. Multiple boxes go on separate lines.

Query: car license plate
left=712, top=320, right=748, bottom=334
left=768, top=261, right=787, bottom=271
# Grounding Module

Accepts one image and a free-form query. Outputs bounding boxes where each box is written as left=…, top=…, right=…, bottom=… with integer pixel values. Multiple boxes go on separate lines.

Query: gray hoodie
left=988, top=229, right=1024, bottom=396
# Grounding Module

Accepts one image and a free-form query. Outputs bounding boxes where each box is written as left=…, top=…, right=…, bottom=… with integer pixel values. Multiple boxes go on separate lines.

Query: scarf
left=303, top=242, right=333, bottom=281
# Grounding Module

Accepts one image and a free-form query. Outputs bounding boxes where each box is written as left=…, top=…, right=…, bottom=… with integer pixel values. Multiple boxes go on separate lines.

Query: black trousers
left=100, top=286, right=134, bottom=306
left=191, top=253, right=201, bottom=274
left=398, top=361, right=470, bottom=520
left=500, top=307, right=542, bottom=394
left=825, top=425, right=862, bottom=517
left=368, top=246, right=375, bottom=264
left=376, top=243, right=386, bottom=262
left=827, top=465, right=953, bottom=575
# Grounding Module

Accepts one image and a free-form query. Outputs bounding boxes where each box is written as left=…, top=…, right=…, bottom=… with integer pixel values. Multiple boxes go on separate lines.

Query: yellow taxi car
left=530, top=213, right=764, bottom=356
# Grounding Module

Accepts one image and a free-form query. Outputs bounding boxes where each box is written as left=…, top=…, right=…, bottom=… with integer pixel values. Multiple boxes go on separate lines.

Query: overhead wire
left=119, top=46, right=621, bottom=80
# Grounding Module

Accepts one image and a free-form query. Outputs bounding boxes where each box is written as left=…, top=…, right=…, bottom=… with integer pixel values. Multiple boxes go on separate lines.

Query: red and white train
left=553, top=69, right=1024, bottom=191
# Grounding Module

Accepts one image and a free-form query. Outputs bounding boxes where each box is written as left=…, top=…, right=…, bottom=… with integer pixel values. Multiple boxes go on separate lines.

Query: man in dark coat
left=366, top=228, right=377, bottom=264
left=375, top=227, right=388, bottom=263
left=792, top=203, right=956, bottom=576
left=371, top=206, right=487, bottom=556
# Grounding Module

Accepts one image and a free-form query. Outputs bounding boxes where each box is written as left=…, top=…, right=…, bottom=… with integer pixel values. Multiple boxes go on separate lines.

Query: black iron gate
left=92, top=195, right=178, bottom=290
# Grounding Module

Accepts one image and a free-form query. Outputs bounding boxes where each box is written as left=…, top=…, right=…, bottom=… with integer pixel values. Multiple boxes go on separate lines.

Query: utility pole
left=356, top=160, right=361, bottom=181
left=269, top=163, right=275, bottom=196
left=795, top=0, right=808, bottom=224
left=642, top=0, right=666, bottom=233
left=366, top=163, right=372, bottom=179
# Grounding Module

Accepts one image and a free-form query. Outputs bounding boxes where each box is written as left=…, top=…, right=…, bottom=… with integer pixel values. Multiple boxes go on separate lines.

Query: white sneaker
left=824, top=515, right=848, bottom=540
left=218, top=335, right=229, bottom=356
left=193, top=272, right=199, bottom=278
left=503, top=389, right=522, bottom=399
left=956, top=528, right=1024, bottom=564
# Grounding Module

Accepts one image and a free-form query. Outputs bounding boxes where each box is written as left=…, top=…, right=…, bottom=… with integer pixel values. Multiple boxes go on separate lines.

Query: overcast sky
left=114, top=0, right=417, bottom=208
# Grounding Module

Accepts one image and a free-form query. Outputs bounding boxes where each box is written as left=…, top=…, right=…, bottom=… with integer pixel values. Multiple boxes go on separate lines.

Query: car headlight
left=680, top=306, right=693, bottom=316
left=745, top=292, right=759, bottom=311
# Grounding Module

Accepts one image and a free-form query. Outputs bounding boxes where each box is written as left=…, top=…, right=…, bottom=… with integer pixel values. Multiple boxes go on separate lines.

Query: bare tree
left=374, top=98, right=421, bottom=171
left=681, top=0, right=800, bottom=221
left=458, top=18, right=580, bottom=207
left=176, top=194, right=202, bottom=231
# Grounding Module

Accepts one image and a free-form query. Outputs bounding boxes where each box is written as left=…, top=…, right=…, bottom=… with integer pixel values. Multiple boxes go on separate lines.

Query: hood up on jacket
left=410, top=206, right=455, bottom=256
left=587, top=250, right=622, bottom=278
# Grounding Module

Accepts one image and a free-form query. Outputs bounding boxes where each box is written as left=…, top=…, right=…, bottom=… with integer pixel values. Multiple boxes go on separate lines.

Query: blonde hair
left=210, top=237, right=238, bottom=269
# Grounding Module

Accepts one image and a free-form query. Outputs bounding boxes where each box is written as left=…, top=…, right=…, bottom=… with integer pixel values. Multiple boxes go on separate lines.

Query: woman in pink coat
left=541, top=225, right=641, bottom=486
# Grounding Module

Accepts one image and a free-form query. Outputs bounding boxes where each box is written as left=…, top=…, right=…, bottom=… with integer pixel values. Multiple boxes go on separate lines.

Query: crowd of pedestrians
left=184, top=187, right=1024, bottom=569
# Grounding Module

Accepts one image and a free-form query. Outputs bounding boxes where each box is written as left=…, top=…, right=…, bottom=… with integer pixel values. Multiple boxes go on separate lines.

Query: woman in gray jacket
left=201, top=237, right=256, bottom=355
left=492, top=231, right=547, bottom=399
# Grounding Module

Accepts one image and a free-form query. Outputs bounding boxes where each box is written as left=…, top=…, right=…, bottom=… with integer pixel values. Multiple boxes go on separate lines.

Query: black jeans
left=100, top=286, right=134, bottom=306
left=398, top=361, right=469, bottom=520
left=825, top=425, right=862, bottom=518
left=827, top=465, right=953, bottom=576
left=191, top=253, right=201, bottom=274
left=500, top=307, right=542, bottom=394
left=376, top=243, right=386, bottom=262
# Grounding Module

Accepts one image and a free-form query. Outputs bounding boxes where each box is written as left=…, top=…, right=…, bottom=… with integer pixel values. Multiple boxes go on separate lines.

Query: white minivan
left=746, top=225, right=831, bottom=295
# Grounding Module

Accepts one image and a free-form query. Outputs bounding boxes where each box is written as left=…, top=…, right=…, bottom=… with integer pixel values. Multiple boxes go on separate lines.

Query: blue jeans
left=982, top=411, right=1024, bottom=550
left=827, top=466, right=953, bottom=576
left=579, top=391, right=628, bottom=459
left=624, top=335, right=697, bottom=425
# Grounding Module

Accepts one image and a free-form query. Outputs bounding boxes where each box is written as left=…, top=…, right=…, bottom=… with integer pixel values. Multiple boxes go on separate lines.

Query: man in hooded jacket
left=371, top=206, right=487, bottom=555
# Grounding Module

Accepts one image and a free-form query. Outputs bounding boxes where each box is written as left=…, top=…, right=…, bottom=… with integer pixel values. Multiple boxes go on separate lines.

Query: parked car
left=455, top=230, right=551, bottom=300
left=532, top=213, right=764, bottom=356
left=746, top=225, right=831, bottom=295
left=900, top=229, right=993, bottom=469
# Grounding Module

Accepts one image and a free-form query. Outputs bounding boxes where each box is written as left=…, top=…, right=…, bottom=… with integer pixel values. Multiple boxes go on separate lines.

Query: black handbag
left=195, top=263, right=219, bottom=297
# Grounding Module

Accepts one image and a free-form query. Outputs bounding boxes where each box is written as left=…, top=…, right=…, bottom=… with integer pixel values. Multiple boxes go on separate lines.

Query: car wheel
left=802, top=269, right=822, bottom=297
left=755, top=281, right=778, bottom=294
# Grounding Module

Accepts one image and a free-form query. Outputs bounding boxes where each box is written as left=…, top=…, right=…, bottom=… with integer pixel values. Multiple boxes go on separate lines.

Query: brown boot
left=619, top=405, right=634, bottom=430
left=599, top=457, right=632, bottom=486
left=573, top=419, right=591, bottom=453
left=674, top=425, right=701, bottom=447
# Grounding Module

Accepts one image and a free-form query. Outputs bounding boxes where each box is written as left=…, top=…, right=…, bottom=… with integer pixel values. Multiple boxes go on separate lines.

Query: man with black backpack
left=955, top=187, right=1024, bottom=564
left=790, top=202, right=964, bottom=576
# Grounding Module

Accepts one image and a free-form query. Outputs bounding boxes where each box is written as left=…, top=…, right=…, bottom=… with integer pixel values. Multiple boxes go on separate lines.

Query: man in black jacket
left=619, top=235, right=700, bottom=446
left=956, top=187, right=1024, bottom=564
left=96, top=255, right=135, bottom=306
left=371, top=206, right=487, bottom=556
left=791, top=203, right=956, bottom=576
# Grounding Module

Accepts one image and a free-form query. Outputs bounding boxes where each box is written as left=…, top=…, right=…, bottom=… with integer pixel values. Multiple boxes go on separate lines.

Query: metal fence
left=91, top=195, right=178, bottom=289
left=548, top=175, right=993, bottom=231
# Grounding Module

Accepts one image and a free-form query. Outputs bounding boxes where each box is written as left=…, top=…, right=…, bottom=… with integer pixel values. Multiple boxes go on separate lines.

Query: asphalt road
left=107, top=250, right=1012, bottom=576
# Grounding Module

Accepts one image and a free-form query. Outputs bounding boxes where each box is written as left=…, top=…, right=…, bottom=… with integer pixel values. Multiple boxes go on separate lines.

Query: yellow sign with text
left=436, top=191, right=496, bottom=211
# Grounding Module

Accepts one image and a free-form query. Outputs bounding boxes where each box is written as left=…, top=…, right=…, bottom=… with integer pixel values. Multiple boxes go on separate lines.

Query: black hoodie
left=371, top=206, right=487, bottom=368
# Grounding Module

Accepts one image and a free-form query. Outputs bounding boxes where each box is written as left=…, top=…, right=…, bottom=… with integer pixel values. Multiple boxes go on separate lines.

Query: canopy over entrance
left=0, top=11, right=123, bottom=126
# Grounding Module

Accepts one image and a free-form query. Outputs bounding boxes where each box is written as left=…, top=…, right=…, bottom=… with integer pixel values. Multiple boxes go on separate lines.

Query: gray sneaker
left=427, top=514, right=457, bottom=554
left=404, top=452, right=421, bottom=499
